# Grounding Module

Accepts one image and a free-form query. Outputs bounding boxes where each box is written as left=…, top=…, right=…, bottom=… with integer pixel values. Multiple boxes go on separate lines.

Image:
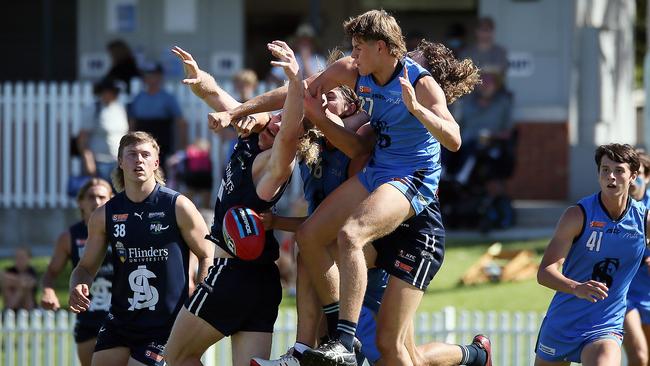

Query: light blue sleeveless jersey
left=545, top=193, right=646, bottom=335
left=626, top=192, right=650, bottom=322
left=356, top=57, right=441, bottom=177
left=299, top=139, right=350, bottom=214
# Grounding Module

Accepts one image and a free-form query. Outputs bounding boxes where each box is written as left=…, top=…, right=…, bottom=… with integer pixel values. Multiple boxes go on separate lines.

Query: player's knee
left=375, top=328, right=401, bottom=357
left=295, top=224, right=312, bottom=251
left=337, top=225, right=364, bottom=251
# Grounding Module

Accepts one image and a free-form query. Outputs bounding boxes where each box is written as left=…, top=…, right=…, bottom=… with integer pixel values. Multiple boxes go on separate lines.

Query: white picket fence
left=0, top=307, right=547, bottom=366
left=0, top=80, right=303, bottom=209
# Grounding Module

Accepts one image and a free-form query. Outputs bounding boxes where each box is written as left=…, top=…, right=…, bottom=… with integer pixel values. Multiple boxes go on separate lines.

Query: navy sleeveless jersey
left=70, top=221, right=113, bottom=325
left=212, top=133, right=290, bottom=263
left=545, top=193, right=646, bottom=334
left=356, top=57, right=441, bottom=174
left=299, top=138, right=350, bottom=214
left=104, top=184, right=190, bottom=333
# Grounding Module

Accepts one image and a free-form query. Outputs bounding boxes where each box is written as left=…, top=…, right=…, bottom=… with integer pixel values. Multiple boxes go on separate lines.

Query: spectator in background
left=267, top=23, right=325, bottom=86
left=461, top=17, right=509, bottom=76
left=233, top=69, right=259, bottom=102
left=129, top=62, right=188, bottom=165
left=166, top=138, right=214, bottom=209
left=105, top=39, right=141, bottom=93
left=444, top=22, right=467, bottom=57
left=216, top=69, right=262, bottom=165
left=405, top=30, right=425, bottom=52
left=446, top=67, right=516, bottom=231
left=77, top=78, right=129, bottom=184
left=1, top=248, right=38, bottom=311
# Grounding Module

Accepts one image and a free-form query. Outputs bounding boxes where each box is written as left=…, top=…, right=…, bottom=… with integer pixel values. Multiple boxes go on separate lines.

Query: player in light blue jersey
left=624, top=150, right=650, bottom=366
left=536, top=143, right=649, bottom=366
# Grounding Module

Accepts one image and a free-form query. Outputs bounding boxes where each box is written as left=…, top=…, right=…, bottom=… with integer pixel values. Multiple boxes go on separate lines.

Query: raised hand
left=171, top=46, right=201, bottom=85
left=399, top=65, right=418, bottom=114
left=573, top=280, right=609, bottom=303
left=171, top=46, right=211, bottom=98
left=268, top=41, right=300, bottom=80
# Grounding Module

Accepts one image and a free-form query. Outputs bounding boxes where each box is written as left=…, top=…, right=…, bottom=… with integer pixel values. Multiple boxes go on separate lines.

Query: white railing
left=0, top=80, right=304, bottom=209
left=0, top=308, right=546, bottom=366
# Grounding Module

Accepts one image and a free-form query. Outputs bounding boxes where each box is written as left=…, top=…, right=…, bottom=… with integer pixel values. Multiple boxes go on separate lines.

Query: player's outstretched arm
left=256, top=41, right=304, bottom=201
left=537, top=206, right=609, bottom=303
left=69, top=206, right=108, bottom=313
left=172, top=46, right=240, bottom=111
left=400, top=67, right=461, bottom=151
left=175, top=195, right=214, bottom=286
left=228, top=56, right=357, bottom=126
left=41, top=231, right=72, bottom=310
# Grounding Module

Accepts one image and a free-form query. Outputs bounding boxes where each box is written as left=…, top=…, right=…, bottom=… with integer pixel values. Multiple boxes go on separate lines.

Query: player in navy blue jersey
left=42, top=178, right=113, bottom=366
left=69, top=131, right=213, bottom=366
left=536, top=143, right=649, bottom=366
left=623, top=150, right=650, bottom=366
left=164, top=40, right=304, bottom=366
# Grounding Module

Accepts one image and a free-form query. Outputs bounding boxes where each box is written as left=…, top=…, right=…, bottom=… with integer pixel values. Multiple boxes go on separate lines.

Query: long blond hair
left=112, top=131, right=165, bottom=192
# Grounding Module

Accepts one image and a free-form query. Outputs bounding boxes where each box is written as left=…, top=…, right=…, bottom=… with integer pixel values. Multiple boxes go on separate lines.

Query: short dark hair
left=594, top=143, right=640, bottom=173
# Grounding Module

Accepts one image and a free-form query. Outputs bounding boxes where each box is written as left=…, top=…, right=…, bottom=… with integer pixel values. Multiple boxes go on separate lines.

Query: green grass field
left=0, top=238, right=555, bottom=313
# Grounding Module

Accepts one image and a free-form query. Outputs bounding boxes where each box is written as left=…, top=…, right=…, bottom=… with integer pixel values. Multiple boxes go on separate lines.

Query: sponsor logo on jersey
left=127, top=246, right=170, bottom=263
left=398, top=250, right=417, bottom=262
left=145, top=350, right=163, bottom=362
left=148, top=211, right=166, bottom=219
left=538, top=343, right=556, bottom=356
left=112, top=214, right=129, bottom=222
left=134, top=212, right=144, bottom=220
left=590, top=221, right=606, bottom=228
left=394, top=260, right=413, bottom=273
left=149, top=222, right=170, bottom=234
left=115, top=241, right=127, bottom=263
left=605, top=228, right=621, bottom=235
left=359, top=86, right=372, bottom=94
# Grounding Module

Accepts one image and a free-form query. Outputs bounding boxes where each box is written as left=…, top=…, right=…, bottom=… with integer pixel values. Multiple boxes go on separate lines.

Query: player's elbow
left=445, top=137, right=462, bottom=152
left=536, top=266, right=551, bottom=288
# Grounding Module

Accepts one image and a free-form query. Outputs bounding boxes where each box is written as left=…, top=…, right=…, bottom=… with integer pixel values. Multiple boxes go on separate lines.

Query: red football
left=222, top=206, right=266, bottom=260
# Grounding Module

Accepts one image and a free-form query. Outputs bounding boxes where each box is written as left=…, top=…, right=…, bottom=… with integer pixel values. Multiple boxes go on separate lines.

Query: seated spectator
left=1, top=248, right=38, bottom=311
left=129, top=62, right=188, bottom=164
left=77, top=78, right=129, bottom=184
left=461, top=16, right=509, bottom=77
left=442, top=68, right=516, bottom=231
